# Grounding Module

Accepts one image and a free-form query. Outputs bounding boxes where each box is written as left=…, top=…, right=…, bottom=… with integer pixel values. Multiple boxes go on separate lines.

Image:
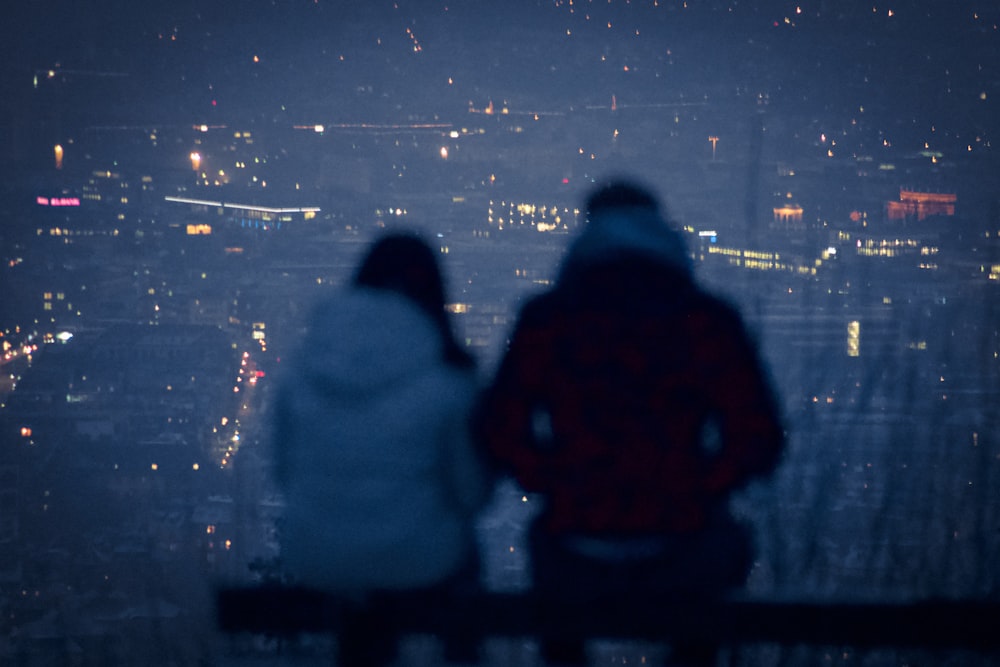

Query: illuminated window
left=847, top=321, right=860, bottom=357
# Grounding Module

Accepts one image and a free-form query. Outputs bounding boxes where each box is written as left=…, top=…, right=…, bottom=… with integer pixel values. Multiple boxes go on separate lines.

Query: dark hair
left=354, top=233, right=474, bottom=369
left=585, top=181, right=659, bottom=219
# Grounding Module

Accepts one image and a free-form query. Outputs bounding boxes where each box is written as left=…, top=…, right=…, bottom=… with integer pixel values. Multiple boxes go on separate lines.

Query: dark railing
left=217, top=586, right=1000, bottom=663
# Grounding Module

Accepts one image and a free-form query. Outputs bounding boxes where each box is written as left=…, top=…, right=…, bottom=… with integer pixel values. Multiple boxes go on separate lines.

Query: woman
left=271, top=233, right=487, bottom=660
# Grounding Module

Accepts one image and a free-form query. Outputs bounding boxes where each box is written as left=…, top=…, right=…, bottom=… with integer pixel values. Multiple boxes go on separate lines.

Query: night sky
left=4, top=1, right=997, bottom=140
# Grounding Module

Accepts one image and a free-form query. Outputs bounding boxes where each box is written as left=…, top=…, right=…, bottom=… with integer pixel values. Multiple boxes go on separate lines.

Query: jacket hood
left=294, top=288, right=445, bottom=396
left=559, top=205, right=692, bottom=280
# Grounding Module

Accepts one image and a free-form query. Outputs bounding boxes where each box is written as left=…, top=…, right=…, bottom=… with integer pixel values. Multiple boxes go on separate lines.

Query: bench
left=217, top=586, right=1000, bottom=664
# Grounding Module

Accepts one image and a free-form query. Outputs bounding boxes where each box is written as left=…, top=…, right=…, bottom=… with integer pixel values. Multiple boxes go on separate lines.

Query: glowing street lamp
left=54, top=144, right=64, bottom=170
left=708, top=136, right=719, bottom=160
left=190, top=152, right=202, bottom=171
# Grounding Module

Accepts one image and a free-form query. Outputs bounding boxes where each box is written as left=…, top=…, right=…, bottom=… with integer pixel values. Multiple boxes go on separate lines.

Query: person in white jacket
left=271, top=233, right=488, bottom=664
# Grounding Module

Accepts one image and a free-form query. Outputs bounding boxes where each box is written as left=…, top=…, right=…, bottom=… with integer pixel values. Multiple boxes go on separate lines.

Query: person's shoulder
left=319, top=287, right=427, bottom=320
left=683, top=287, right=751, bottom=334
left=689, top=287, right=740, bottom=315
left=514, top=289, right=561, bottom=323
left=297, top=288, right=445, bottom=378
left=312, top=289, right=440, bottom=341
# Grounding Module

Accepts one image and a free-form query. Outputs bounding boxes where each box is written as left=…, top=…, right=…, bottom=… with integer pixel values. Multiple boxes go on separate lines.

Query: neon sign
left=37, top=196, right=81, bottom=207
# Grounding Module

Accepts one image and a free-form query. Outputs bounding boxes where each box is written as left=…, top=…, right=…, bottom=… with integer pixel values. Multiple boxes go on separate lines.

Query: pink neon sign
left=36, top=197, right=81, bottom=207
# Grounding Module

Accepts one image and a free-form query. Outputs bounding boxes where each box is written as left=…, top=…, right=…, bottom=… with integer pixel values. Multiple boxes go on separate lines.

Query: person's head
left=355, top=233, right=447, bottom=321
left=354, top=233, right=474, bottom=368
left=585, top=181, right=660, bottom=221
left=563, top=178, right=691, bottom=276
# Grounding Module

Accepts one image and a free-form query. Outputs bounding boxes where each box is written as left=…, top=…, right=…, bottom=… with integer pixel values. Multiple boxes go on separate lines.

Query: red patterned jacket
left=479, top=254, right=784, bottom=537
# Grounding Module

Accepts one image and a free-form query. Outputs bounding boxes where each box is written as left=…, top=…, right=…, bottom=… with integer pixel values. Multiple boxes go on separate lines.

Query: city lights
left=4, top=3, right=999, bottom=663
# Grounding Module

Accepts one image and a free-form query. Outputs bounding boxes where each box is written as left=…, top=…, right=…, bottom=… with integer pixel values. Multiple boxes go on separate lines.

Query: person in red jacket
left=478, top=180, right=784, bottom=666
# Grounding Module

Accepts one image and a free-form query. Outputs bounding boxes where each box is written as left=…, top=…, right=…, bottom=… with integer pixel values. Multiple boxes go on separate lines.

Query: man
left=478, top=180, right=784, bottom=665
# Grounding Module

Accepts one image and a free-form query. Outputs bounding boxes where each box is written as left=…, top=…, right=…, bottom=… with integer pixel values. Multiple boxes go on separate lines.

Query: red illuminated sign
left=36, top=196, right=81, bottom=207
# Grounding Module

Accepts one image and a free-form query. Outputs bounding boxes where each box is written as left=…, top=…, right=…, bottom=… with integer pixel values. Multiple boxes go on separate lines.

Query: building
left=772, top=203, right=805, bottom=229
left=886, top=189, right=956, bottom=222
left=163, top=196, right=320, bottom=234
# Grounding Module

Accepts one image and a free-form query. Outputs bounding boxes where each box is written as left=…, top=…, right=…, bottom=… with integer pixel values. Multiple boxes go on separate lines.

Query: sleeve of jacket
left=441, top=372, right=493, bottom=516
left=475, top=301, right=555, bottom=492
left=694, top=302, right=785, bottom=495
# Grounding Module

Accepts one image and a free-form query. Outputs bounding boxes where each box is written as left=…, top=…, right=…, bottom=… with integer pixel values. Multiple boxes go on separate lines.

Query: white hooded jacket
left=272, top=288, right=486, bottom=592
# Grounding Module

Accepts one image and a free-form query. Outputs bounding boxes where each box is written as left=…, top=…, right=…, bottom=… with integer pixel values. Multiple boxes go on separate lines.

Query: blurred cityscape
left=0, top=1, right=998, bottom=665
